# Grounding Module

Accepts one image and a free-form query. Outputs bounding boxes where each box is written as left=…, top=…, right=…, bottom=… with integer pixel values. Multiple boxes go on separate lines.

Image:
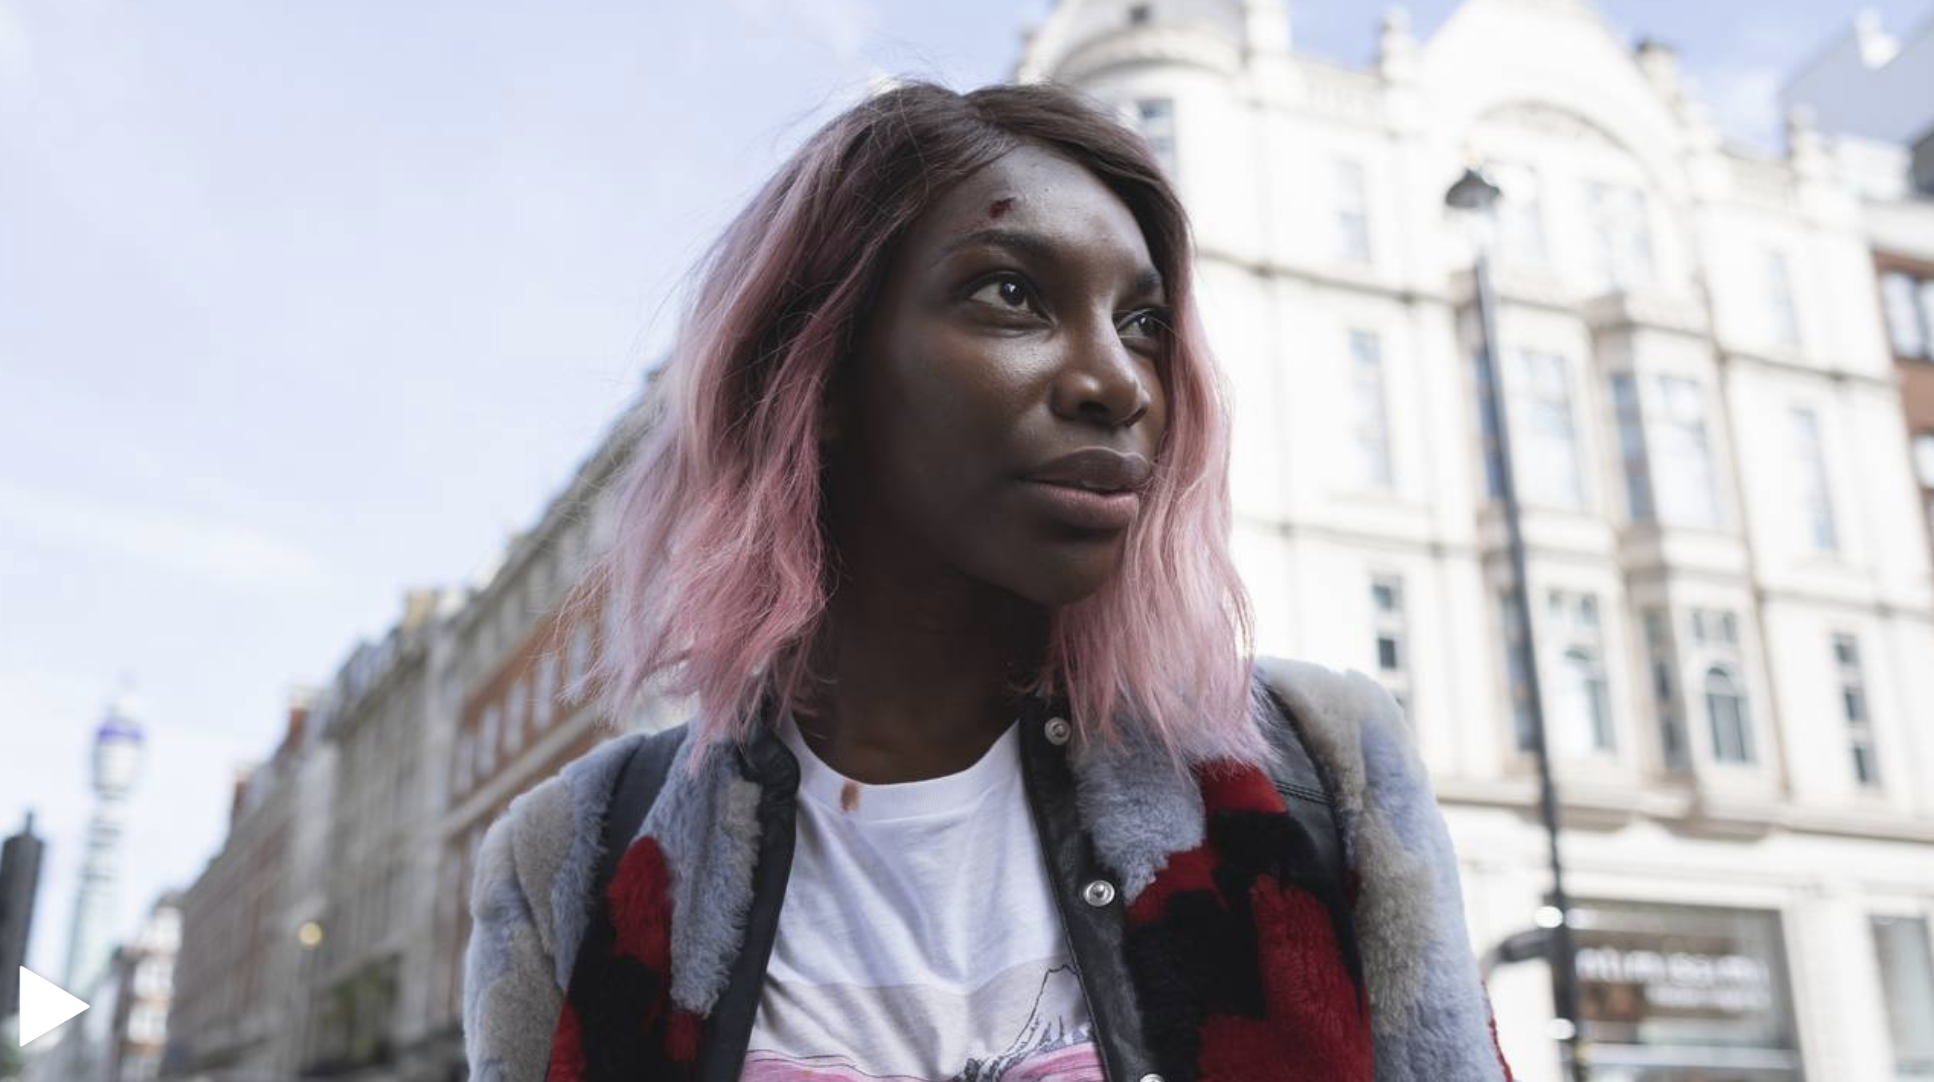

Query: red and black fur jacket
left=463, top=657, right=1514, bottom=1081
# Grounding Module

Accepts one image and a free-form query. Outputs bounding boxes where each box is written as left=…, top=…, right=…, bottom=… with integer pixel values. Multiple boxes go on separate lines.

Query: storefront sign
left=1569, top=900, right=1797, bottom=1056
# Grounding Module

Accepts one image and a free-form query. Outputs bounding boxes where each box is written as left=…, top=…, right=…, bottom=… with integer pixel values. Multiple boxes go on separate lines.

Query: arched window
left=1705, top=666, right=1754, bottom=764
left=1552, top=646, right=1614, bottom=755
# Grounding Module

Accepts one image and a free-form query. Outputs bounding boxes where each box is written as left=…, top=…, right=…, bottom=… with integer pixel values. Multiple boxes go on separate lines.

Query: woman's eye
left=1120, top=309, right=1169, bottom=341
left=970, top=275, right=1035, bottom=313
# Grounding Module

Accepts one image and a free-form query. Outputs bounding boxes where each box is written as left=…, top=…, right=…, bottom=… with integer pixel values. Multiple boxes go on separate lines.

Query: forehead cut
left=920, top=148, right=1166, bottom=296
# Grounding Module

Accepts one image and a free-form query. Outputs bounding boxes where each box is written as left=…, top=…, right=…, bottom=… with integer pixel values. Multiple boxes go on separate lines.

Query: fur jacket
left=462, top=656, right=1514, bottom=1081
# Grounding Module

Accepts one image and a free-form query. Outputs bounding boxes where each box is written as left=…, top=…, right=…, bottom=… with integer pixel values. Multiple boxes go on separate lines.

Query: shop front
left=1569, top=900, right=1802, bottom=1082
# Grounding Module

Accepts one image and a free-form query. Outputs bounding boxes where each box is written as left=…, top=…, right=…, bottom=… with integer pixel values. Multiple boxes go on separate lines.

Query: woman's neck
left=800, top=569, right=1046, bottom=785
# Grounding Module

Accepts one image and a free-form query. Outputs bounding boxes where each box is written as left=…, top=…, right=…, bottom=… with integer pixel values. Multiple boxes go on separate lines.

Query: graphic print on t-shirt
left=742, top=710, right=1104, bottom=1082
left=740, top=961, right=1102, bottom=1082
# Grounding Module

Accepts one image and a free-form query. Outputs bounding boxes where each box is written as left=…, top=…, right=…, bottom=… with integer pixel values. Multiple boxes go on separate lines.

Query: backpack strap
left=1257, top=682, right=1348, bottom=893
left=588, top=727, right=685, bottom=908
left=548, top=725, right=687, bottom=1074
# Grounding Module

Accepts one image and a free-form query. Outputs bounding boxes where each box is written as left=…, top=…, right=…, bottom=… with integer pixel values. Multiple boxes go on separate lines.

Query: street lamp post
left=1445, top=166, right=1590, bottom=1082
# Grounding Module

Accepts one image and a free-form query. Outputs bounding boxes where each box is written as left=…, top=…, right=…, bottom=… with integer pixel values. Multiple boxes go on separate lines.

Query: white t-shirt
left=740, top=710, right=1104, bottom=1082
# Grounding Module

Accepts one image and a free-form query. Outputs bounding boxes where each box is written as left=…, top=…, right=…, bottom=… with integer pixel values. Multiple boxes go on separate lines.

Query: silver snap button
left=1082, top=879, right=1116, bottom=907
left=1139, top=1075, right=1166, bottom=1082
left=1044, top=716, right=1072, bottom=746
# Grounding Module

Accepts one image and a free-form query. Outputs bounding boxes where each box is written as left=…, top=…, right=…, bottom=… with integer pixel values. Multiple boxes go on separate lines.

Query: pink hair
left=576, top=82, right=1263, bottom=768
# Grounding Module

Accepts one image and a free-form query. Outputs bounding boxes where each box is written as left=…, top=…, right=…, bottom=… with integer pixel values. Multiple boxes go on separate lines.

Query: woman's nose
left=1047, top=315, right=1153, bottom=430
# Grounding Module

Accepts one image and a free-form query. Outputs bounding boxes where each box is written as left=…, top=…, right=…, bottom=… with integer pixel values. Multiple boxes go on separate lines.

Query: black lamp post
left=1445, top=166, right=1590, bottom=1082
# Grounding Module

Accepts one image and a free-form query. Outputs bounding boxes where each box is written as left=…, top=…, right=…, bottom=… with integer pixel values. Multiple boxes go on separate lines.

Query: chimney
left=281, top=687, right=315, bottom=757
left=229, top=763, right=258, bottom=828
left=400, top=588, right=443, bottom=633
left=1636, top=38, right=1678, bottom=85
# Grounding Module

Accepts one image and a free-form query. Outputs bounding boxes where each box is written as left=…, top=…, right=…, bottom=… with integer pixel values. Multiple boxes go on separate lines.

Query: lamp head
left=1445, top=166, right=1503, bottom=213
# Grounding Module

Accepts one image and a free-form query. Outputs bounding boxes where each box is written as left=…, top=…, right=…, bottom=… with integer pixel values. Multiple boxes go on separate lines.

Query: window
left=1371, top=575, right=1409, bottom=713
left=567, top=620, right=594, bottom=699
left=1585, top=182, right=1653, bottom=290
left=1922, top=279, right=1934, bottom=358
left=1135, top=99, right=1176, bottom=176
left=478, top=704, right=502, bottom=778
left=1554, top=648, right=1614, bottom=756
left=1791, top=408, right=1838, bottom=553
left=129, top=1002, right=168, bottom=1044
left=1919, top=432, right=1934, bottom=546
left=1334, top=158, right=1371, bottom=263
left=134, top=957, right=171, bottom=998
left=505, top=678, right=528, bottom=755
left=534, top=653, right=557, bottom=730
left=1643, top=609, right=1689, bottom=771
left=1705, top=666, right=1754, bottom=764
left=1883, top=271, right=1930, bottom=360
left=1871, top=915, right=1934, bottom=1075
left=1612, top=374, right=1653, bottom=521
left=1612, top=372, right=1718, bottom=528
left=1688, top=608, right=1750, bottom=767
left=1546, top=589, right=1614, bottom=755
left=1766, top=250, right=1801, bottom=347
left=1652, top=375, right=1720, bottom=529
left=1492, top=161, right=1547, bottom=265
left=454, top=730, right=474, bottom=795
left=601, top=596, right=624, bottom=669
left=1350, top=330, right=1393, bottom=489
left=1499, top=592, right=1535, bottom=752
left=1514, top=351, right=1585, bottom=509
left=1692, top=607, right=1738, bottom=646
left=1834, top=633, right=1879, bottom=787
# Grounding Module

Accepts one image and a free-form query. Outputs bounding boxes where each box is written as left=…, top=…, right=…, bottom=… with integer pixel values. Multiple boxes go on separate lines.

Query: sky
left=2, top=0, right=1928, bottom=991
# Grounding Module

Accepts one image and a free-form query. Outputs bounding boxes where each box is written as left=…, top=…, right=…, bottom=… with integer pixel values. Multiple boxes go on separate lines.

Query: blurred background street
left=4, top=1, right=1934, bottom=1079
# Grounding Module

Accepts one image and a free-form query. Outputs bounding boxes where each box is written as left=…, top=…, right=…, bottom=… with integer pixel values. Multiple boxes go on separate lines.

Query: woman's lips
left=1019, top=479, right=1141, bottom=531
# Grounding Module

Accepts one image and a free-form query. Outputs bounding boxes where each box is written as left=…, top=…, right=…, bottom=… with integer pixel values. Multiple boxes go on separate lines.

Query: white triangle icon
left=19, top=967, right=89, bottom=1046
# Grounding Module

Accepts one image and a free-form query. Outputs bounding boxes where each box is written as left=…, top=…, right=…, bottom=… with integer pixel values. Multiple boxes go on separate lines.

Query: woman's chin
left=1003, top=558, right=1121, bottom=608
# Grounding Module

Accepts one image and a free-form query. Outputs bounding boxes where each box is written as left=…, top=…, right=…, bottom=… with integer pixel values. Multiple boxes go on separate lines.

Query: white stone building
left=1020, top=1, right=1934, bottom=1079
left=299, top=591, right=453, bottom=1080
left=416, top=395, right=662, bottom=1082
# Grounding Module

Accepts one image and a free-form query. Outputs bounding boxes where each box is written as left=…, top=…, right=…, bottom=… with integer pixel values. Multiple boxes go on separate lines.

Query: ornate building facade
left=1020, top=1, right=1934, bottom=1078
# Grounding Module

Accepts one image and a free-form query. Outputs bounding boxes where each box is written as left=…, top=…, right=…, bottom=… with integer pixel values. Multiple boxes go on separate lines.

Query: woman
left=463, top=82, right=1512, bottom=1082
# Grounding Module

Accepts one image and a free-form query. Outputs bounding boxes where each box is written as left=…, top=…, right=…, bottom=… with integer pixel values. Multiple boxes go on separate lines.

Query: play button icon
left=18, top=967, right=89, bottom=1046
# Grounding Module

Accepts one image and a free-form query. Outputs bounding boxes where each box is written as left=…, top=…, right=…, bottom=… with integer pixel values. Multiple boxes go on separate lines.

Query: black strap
left=547, top=726, right=687, bottom=1075
left=1257, top=682, right=1348, bottom=895
left=588, top=728, right=685, bottom=908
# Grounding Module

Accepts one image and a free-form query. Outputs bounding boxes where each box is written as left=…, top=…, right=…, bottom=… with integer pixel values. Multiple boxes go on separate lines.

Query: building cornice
left=1435, top=774, right=1934, bottom=844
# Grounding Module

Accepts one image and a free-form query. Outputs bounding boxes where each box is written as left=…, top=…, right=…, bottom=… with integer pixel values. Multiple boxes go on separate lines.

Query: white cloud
left=0, top=482, right=339, bottom=593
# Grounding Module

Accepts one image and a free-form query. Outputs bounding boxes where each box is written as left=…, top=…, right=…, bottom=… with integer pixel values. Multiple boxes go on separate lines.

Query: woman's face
left=824, top=143, right=1171, bottom=607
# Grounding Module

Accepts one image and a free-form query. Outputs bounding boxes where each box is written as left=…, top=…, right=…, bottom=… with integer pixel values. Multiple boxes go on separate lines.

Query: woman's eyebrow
left=937, top=226, right=1166, bottom=296
left=937, top=226, right=1058, bottom=265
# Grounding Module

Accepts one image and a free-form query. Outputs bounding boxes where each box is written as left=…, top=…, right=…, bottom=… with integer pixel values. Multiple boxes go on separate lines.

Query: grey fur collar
left=621, top=728, right=766, bottom=1015
left=1255, top=656, right=1510, bottom=1081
